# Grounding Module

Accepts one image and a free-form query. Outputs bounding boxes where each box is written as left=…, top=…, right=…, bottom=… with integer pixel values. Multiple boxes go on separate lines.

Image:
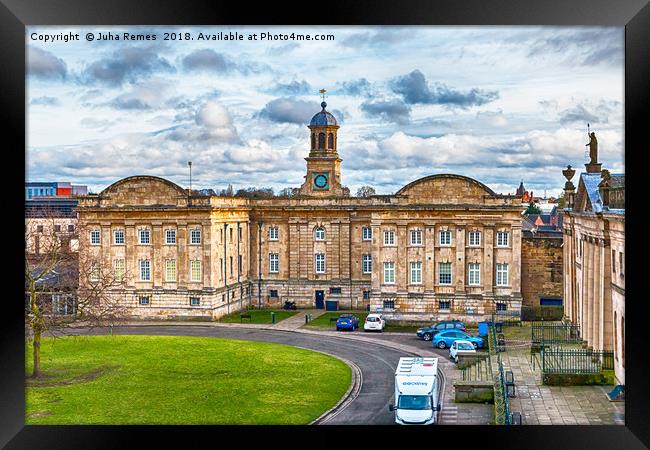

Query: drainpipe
left=224, top=223, right=229, bottom=314
left=237, top=222, right=241, bottom=311
left=258, top=221, right=263, bottom=309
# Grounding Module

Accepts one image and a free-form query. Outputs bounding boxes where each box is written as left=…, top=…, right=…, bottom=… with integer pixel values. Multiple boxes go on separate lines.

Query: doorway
left=315, top=290, right=325, bottom=309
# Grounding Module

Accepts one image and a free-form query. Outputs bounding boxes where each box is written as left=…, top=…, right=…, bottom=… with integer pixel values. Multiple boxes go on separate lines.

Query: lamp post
left=188, top=161, right=192, bottom=192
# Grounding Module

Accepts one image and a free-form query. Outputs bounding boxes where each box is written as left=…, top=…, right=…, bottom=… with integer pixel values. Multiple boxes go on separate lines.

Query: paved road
left=72, top=325, right=445, bottom=425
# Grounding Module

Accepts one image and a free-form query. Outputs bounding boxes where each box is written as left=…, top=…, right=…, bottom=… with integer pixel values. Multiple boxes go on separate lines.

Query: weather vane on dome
left=319, top=88, right=328, bottom=106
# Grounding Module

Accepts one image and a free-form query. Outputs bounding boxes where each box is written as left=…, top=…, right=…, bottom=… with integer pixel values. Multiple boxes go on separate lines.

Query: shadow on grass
left=26, top=364, right=119, bottom=387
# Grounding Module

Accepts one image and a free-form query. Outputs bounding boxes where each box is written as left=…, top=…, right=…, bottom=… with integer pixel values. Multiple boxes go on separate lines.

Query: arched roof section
left=395, top=174, right=498, bottom=205
left=99, top=175, right=188, bottom=207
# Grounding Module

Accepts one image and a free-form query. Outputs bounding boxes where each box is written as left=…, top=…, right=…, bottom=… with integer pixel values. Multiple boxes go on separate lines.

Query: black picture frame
left=3, top=0, right=647, bottom=448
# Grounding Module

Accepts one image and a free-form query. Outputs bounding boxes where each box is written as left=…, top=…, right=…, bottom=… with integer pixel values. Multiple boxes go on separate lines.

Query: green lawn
left=26, top=335, right=351, bottom=424
left=303, top=311, right=369, bottom=330
left=217, top=309, right=298, bottom=324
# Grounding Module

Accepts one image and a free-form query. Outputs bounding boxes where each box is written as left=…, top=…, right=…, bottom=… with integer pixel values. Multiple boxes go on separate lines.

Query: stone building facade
left=561, top=146, right=625, bottom=385
left=77, top=177, right=251, bottom=320
left=77, top=102, right=523, bottom=322
left=521, top=231, right=563, bottom=309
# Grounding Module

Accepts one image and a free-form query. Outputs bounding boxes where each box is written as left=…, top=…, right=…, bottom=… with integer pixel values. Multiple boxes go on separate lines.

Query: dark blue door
left=315, top=290, right=325, bottom=309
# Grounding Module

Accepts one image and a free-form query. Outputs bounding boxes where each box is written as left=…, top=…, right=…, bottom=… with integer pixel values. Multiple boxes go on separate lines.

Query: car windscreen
left=457, top=342, right=474, bottom=350
left=367, top=317, right=378, bottom=322
left=397, top=395, right=432, bottom=410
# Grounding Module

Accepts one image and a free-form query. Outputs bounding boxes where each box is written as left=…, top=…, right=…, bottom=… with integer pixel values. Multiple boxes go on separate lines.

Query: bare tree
left=356, top=185, right=376, bottom=197
left=25, top=212, right=128, bottom=378
left=219, top=184, right=235, bottom=197
left=277, top=187, right=300, bottom=198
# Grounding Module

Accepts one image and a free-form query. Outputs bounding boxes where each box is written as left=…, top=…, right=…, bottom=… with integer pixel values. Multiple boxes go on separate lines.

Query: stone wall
left=521, top=232, right=563, bottom=309
left=453, top=380, right=494, bottom=403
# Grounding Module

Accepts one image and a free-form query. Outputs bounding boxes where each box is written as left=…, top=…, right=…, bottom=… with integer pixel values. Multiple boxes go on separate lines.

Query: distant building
left=561, top=141, right=625, bottom=385
left=25, top=181, right=88, bottom=200
left=25, top=182, right=83, bottom=253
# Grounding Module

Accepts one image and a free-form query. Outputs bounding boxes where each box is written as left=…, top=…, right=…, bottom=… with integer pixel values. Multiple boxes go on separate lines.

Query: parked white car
left=448, top=340, right=476, bottom=363
left=364, top=313, right=385, bottom=332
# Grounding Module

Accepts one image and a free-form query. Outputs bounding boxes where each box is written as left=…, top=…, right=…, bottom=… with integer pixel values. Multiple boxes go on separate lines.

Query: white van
left=389, top=357, right=440, bottom=425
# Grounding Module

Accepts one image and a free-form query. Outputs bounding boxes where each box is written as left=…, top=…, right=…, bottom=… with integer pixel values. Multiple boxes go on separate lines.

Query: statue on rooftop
left=586, top=129, right=598, bottom=164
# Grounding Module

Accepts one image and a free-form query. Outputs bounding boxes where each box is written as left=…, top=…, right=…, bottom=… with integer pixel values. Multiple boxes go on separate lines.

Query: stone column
left=592, top=238, right=601, bottom=350
left=177, top=223, right=188, bottom=287
left=100, top=222, right=111, bottom=278
left=602, top=239, right=614, bottom=351
left=424, top=223, right=435, bottom=292
left=562, top=230, right=572, bottom=319
left=288, top=220, right=299, bottom=279
left=585, top=238, right=594, bottom=346
left=576, top=237, right=589, bottom=341
left=455, top=225, right=466, bottom=293
left=125, top=221, right=136, bottom=288
left=338, top=219, right=350, bottom=280
left=202, top=222, right=212, bottom=288
left=483, top=226, right=494, bottom=294
left=152, top=222, right=163, bottom=287
left=370, top=218, right=382, bottom=309
left=511, top=225, right=522, bottom=295
left=301, top=221, right=311, bottom=280
left=397, top=224, right=408, bottom=291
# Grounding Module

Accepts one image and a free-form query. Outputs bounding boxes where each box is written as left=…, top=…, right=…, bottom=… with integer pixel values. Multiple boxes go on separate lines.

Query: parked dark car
left=416, top=320, right=467, bottom=341
left=336, top=314, right=360, bottom=331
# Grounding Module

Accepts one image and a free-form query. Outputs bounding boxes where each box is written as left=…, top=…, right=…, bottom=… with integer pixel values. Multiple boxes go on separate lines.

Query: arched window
left=314, top=227, right=325, bottom=241
left=311, top=133, right=315, bottom=149
left=318, top=132, right=326, bottom=149
left=328, top=133, right=334, bottom=149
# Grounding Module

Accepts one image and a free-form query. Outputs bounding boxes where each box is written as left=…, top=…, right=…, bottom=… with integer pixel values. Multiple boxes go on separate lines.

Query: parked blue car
left=336, top=314, right=359, bottom=331
left=432, top=330, right=484, bottom=349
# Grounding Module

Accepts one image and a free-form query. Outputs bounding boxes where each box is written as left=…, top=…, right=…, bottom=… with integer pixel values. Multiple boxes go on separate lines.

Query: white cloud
left=26, top=25, right=624, bottom=196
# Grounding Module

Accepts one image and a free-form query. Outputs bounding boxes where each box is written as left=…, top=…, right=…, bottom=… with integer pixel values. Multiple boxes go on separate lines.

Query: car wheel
left=437, top=341, right=446, bottom=349
left=423, top=333, right=432, bottom=341
left=454, top=356, right=459, bottom=364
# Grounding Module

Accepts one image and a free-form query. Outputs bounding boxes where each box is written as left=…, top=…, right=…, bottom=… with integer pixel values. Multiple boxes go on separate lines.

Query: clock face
left=314, top=173, right=328, bottom=189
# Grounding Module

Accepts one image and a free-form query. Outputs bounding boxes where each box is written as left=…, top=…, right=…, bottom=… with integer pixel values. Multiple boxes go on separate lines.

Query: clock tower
left=299, top=94, right=344, bottom=196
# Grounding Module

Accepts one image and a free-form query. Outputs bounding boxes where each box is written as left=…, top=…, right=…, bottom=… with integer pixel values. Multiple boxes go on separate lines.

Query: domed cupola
left=310, top=101, right=338, bottom=127
left=308, top=100, right=340, bottom=154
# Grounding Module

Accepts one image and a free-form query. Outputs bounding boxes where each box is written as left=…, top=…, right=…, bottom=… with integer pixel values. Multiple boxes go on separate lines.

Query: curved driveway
left=75, top=325, right=445, bottom=425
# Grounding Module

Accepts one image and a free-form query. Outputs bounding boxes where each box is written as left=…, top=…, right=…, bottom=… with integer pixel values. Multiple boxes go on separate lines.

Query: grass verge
left=217, top=309, right=298, bottom=324
left=26, top=335, right=350, bottom=424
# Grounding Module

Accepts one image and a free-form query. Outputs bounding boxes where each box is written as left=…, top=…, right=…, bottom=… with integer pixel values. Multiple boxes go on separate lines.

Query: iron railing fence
left=532, top=321, right=581, bottom=345
left=541, top=347, right=614, bottom=374
left=494, top=354, right=511, bottom=425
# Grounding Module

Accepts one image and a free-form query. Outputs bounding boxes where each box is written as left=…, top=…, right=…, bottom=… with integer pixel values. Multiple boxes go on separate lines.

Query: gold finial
left=319, top=89, right=327, bottom=102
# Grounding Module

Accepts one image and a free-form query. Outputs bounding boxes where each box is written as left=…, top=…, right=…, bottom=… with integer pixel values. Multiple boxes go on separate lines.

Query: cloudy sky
left=26, top=26, right=624, bottom=196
